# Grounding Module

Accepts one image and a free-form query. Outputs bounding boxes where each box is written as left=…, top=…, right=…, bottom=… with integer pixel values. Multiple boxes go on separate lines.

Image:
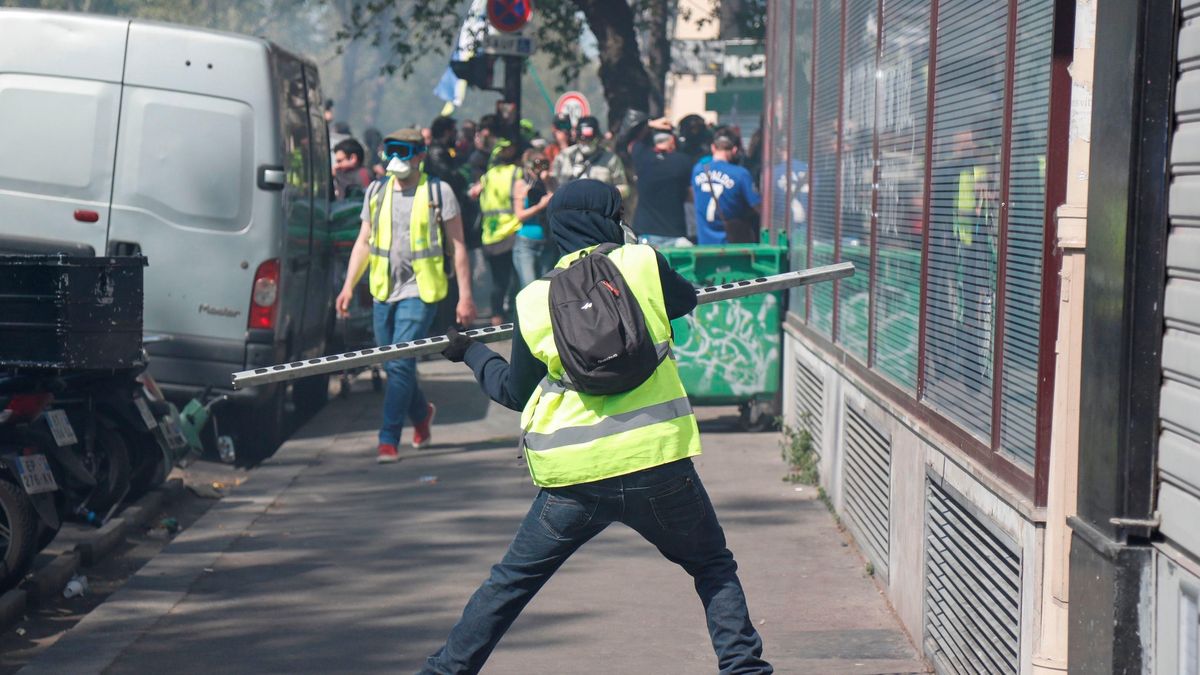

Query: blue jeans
left=512, top=235, right=558, bottom=290
left=372, top=298, right=435, bottom=446
left=420, top=458, right=771, bottom=674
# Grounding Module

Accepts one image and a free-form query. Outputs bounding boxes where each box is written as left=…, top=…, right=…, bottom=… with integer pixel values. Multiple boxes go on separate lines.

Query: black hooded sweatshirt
left=461, top=180, right=698, bottom=411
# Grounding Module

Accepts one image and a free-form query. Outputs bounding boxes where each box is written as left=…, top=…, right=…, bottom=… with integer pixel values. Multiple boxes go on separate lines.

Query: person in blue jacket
left=692, top=129, right=762, bottom=244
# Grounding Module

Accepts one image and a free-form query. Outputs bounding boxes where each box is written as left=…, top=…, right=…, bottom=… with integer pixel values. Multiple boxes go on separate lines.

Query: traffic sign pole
left=504, top=55, right=522, bottom=126
left=486, top=1, right=531, bottom=135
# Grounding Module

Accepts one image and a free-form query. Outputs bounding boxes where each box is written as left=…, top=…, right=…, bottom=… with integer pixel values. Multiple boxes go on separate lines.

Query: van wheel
left=293, top=373, right=330, bottom=418
left=234, top=389, right=287, bottom=466
left=0, top=478, right=38, bottom=591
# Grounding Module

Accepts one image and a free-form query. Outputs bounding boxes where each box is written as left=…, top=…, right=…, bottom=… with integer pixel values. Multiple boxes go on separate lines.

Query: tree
left=341, top=0, right=765, bottom=130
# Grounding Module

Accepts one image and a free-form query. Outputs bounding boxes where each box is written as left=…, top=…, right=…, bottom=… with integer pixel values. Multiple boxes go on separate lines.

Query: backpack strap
left=427, top=176, right=444, bottom=228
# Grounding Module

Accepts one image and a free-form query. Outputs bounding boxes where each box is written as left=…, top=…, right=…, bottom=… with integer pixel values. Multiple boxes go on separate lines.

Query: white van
left=0, top=9, right=334, bottom=456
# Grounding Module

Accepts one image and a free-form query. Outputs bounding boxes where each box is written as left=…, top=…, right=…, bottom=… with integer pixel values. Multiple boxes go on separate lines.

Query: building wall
left=665, top=0, right=718, bottom=123
left=771, top=0, right=1096, bottom=671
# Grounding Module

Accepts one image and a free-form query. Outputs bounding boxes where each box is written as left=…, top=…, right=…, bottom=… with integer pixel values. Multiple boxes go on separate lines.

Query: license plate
left=44, top=409, right=78, bottom=447
left=16, top=454, right=58, bottom=495
left=134, top=397, right=158, bottom=430
left=162, top=416, right=188, bottom=450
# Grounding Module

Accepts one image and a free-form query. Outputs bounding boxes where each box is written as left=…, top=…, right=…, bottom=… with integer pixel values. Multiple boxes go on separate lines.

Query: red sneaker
left=377, top=443, right=400, bottom=464
left=412, top=403, right=436, bottom=449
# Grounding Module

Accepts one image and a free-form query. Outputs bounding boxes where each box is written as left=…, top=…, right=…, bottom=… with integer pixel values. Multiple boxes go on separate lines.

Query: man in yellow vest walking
left=336, top=129, right=477, bottom=463
left=422, top=180, right=772, bottom=674
left=469, top=137, right=524, bottom=325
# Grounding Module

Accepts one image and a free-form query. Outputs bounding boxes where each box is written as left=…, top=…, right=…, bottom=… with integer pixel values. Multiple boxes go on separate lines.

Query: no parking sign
left=554, top=91, right=590, bottom=126
left=487, top=0, right=532, bottom=33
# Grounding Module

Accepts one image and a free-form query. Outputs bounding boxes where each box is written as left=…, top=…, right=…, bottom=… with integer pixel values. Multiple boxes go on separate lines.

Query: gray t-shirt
left=361, top=179, right=460, bottom=302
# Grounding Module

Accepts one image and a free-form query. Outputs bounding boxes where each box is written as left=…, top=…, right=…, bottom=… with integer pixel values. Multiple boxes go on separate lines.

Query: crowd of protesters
left=325, top=100, right=765, bottom=326
left=323, top=99, right=764, bottom=463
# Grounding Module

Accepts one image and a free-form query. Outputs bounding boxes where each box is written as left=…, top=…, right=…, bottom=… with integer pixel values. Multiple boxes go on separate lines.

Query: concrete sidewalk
left=20, top=357, right=928, bottom=674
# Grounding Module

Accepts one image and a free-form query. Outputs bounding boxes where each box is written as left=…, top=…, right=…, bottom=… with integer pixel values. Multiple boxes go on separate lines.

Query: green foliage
left=779, top=414, right=818, bottom=485
left=864, top=561, right=875, bottom=577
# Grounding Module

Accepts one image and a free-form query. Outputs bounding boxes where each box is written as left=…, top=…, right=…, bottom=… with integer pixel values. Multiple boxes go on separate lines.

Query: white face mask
left=579, top=140, right=599, bottom=156
left=386, top=156, right=414, bottom=179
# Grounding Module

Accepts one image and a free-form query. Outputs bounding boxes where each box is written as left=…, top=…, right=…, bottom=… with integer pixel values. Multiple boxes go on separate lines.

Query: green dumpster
left=660, top=244, right=788, bottom=430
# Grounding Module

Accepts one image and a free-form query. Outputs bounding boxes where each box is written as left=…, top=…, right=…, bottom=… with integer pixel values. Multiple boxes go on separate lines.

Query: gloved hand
left=442, top=325, right=474, bottom=363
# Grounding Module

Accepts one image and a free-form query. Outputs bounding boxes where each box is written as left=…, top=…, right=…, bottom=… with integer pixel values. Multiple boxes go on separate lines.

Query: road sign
left=483, top=33, right=535, bottom=57
left=554, top=91, right=590, bottom=125
left=487, top=0, right=532, bottom=34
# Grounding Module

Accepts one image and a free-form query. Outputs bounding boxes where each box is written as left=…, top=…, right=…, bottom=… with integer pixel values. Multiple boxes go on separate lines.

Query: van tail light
left=3, top=393, right=54, bottom=422
left=248, top=259, right=280, bottom=330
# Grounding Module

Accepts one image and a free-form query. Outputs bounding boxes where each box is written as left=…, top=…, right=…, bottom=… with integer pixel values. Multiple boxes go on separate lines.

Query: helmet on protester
left=576, top=116, right=601, bottom=141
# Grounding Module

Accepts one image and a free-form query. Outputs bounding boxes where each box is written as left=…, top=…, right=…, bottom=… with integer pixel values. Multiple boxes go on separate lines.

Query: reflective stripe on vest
left=523, top=396, right=693, bottom=451
left=367, top=175, right=448, bottom=303
left=514, top=244, right=700, bottom=488
left=479, top=164, right=523, bottom=246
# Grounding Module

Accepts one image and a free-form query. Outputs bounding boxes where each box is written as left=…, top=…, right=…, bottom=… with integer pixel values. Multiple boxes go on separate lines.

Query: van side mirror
left=257, top=165, right=286, bottom=191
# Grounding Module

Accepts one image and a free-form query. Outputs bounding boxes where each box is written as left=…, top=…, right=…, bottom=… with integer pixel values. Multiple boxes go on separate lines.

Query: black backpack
left=547, top=244, right=664, bottom=395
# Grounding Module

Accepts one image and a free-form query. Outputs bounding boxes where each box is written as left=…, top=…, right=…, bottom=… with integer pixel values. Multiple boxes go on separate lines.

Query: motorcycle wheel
left=82, top=423, right=133, bottom=516
left=0, top=478, right=38, bottom=591
left=124, top=428, right=168, bottom=502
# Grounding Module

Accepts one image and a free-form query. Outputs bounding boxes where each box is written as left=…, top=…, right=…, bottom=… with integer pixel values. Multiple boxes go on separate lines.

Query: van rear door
left=108, top=22, right=277, bottom=355
left=0, top=11, right=127, bottom=253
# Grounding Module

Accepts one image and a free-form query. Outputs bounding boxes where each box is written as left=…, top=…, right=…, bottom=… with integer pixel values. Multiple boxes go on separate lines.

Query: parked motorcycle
left=0, top=382, right=64, bottom=589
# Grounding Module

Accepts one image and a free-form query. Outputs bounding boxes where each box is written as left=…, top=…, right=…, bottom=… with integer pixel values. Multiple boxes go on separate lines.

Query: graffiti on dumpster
left=672, top=293, right=779, bottom=397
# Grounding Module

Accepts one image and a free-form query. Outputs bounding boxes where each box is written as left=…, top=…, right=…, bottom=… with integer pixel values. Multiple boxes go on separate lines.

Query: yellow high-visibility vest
left=367, top=174, right=448, bottom=303
left=480, top=164, right=523, bottom=246
left=515, top=243, right=701, bottom=487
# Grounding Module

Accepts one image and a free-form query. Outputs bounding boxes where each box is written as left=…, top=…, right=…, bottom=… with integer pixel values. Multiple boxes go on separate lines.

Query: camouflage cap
left=384, top=128, right=424, bottom=144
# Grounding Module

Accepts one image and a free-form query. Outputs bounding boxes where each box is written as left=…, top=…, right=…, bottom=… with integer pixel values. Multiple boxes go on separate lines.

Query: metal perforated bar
left=231, top=262, right=856, bottom=389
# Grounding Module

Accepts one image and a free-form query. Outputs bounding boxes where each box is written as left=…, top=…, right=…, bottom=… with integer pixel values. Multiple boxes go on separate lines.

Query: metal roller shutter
left=1158, top=2, right=1200, bottom=671
left=1162, top=0, right=1200, bottom=563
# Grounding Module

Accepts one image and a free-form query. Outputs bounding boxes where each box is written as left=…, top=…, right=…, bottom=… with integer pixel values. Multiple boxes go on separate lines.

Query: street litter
left=63, top=575, right=89, bottom=599
left=15, top=628, right=25, bottom=636
left=187, top=482, right=225, bottom=499
left=161, top=517, right=180, bottom=534
left=419, top=475, right=438, bottom=485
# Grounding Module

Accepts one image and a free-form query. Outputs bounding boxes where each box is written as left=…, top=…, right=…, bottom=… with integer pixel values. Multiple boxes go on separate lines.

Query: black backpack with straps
left=547, top=244, right=664, bottom=395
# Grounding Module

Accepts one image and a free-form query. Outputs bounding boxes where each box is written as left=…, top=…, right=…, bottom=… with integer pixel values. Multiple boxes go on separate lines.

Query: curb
left=16, top=414, right=339, bottom=674
left=7, top=479, right=183, bottom=619
left=0, top=588, right=27, bottom=628
left=25, top=551, right=80, bottom=603
left=73, top=517, right=126, bottom=567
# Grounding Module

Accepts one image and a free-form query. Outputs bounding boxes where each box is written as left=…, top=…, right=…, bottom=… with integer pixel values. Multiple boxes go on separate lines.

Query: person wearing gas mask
left=550, top=115, right=629, bottom=199
left=336, top=128, right=477, bottom=464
